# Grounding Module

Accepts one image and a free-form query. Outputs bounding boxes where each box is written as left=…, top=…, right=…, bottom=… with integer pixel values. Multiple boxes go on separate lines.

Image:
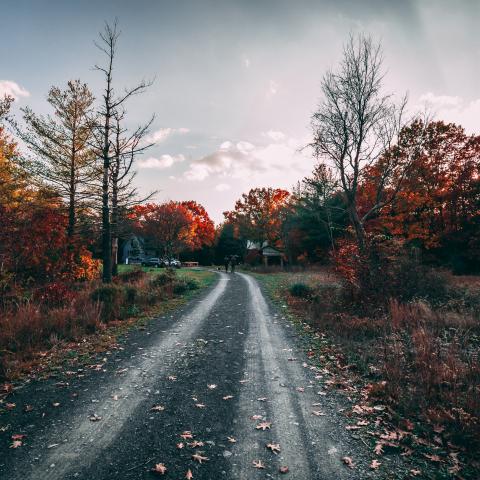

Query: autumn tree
left=224, top=187, right=290, bottom=247
left=181, top=200, right=215, bottom=250
left=94, top=20, right=152, bottom=282
left=364, top=120, right=480, bottom=271
left=131, top=202, right=191, bottom=258
left=20, top=80, right=96, bottom=239
left=310, top=34, right=407, bottom=251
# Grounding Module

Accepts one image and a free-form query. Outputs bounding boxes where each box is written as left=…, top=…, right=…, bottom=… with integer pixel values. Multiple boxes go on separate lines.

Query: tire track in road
left=232, top=273, right=351, bottom=479
left=13, top=272, right=229, bottom=480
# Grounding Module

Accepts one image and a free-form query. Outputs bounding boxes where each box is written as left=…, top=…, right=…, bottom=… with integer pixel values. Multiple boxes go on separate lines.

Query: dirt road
left=1, top=272, right=370, bottom=479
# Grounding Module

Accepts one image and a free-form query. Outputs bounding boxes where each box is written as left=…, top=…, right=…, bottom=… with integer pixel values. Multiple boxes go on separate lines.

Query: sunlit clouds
left=0, top=80, right=30, bottom=100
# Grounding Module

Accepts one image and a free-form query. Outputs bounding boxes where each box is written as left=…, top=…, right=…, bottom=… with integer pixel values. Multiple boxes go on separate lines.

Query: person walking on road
left=224, top=256, right=230, bottom=272
left=229, top=255, right=237, bottom=273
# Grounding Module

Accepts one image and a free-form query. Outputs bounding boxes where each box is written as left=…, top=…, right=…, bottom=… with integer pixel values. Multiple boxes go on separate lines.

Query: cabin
left=246, top=240, right=285, bottom=267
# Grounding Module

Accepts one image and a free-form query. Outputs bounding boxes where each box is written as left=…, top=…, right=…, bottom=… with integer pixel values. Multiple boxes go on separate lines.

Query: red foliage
left=130, top=200, right=215, bottom=256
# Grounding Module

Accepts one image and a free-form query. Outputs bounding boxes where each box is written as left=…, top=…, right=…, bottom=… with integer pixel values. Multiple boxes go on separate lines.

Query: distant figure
left=230, top=255, right=237, bottom=273
left=224, top=256, right=230, bottom=272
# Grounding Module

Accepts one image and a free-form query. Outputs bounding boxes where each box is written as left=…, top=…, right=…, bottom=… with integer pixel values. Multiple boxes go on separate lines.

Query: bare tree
left=19, top=80, right=96, bottom=239
left=94, top=20, right=153, bottom=282
left=311, top=34, right=407, bottom=251
left=110, top=109, right=155, bottom=275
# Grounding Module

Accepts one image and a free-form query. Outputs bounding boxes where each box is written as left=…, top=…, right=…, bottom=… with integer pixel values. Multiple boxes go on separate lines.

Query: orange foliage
left=224, top=187, right=290, bottom=246
left=362, top=120, right=480, bottom=250
left=130, top=200, right=215, bottom=256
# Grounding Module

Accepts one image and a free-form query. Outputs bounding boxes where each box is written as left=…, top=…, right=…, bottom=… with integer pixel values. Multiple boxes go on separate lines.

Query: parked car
left=127, top=256, right=143, bottom=265
left=161, top=257, right=181, bottom=269
left=142, top=257, right=162, bottom=268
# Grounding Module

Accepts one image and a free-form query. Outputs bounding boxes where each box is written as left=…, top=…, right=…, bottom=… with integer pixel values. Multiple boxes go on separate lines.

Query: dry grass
left=0, top=268, right=215, bottom=380
left=255, top=267, right=480, bottom=469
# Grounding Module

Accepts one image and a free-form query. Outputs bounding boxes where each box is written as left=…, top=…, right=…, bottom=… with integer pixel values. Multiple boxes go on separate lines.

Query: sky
left=1, top=0, right=479, bottom=223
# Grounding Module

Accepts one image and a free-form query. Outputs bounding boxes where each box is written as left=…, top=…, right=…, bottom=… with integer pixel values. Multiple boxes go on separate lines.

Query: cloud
left=418, top=92, right=462, bottom=109
left=262, top=130, right=285, bottom=142
left=184, top=136, right=311, bottom=184
left=0, top=80, right=30, bottom=100
left=416, top=92, right=480, bottom=134
left=144, top=127, right=190, bottom=144
left=215, top=183, right=231, bottom=192
left=267, top=80, right=278, bottom=98
left=138, top=154, right=185, bottom=169
left=242, top=55, right=251, bottom=68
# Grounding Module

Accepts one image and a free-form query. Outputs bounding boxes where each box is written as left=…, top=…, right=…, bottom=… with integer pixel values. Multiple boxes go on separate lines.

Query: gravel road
left=0, top=271, right=370, bottom=479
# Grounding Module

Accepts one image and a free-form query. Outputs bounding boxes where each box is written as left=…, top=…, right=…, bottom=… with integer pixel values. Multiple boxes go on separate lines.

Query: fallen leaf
left=252, top=460, right=265, bottom=469
left=223, top=395, right=234, bottom=400
left=52, top=402, right=60, bottom=407
left=251, top=415, right=262, bottom=420
left=177, top=442, right=185, bottom=449
left=346, top=425, right=361, bottom=430
left=24, top=405, right=34, bottom=412
left=296, top=387, right=305, bottom=392
left=256, top=422, right=271, bottom=431
left=266, top=443, right=281, bottom=454
left=227, top=436, right=237, bottom=443
left=370, top=459, right=381, bottom=469
left=195, top=403, right=206, bottom=409
left=152, top=463, right=167, bottom=475
left=192, top=452, right=209, bottom=464
left=10, top=440, right=22, bottom=448
left=11, top=434, right=26, bottom=441
left=410, top=469, right=422, bottom=476
left=279, top=465, right=289, bottom=474
left=342, top=457, right=355, bottom=469
left=89, top=413, right=102, bottom=422
left=151, top=405, right=165, bottom=412
left=424, top=453, right=442, bottom=463
left=312, top=411, right=326, bottom=416
left=188, top=440, right=204, bottom=448
left=180, top=431, right=193, bottom=440
left=374, top=443, right=384, bottom=455
left=185, top=469, right=193, bottom=480
left=257, top=397, right=268, bottom=402
left=5, top=403, right=16, bottom=410
left=167, top=375, right=177, bottom=381
left=207, top=384, right=217, bottom=389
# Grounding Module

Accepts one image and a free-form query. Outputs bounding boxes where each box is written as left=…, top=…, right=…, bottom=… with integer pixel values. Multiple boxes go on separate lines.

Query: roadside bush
left=117, top=267, right=146, bottom=284
left=173, top=281, right=188, bottom=295
left=184, top=278, right=200, bottom=290
left=289, top=282, right=313, bottom=298
left=150, top=271, right=175, bottom=288
left=91, top=284, right=125, bottom=322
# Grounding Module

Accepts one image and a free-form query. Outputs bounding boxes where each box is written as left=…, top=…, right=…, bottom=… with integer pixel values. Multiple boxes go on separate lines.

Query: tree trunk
left=101, top=111, right=112, bottom=283
left=111, top=177, right=119, bottom=276
left=348, top=203, right=366, bottom=253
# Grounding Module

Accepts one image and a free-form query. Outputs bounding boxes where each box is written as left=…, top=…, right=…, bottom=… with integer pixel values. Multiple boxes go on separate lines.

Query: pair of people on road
left=224, top=255, right=237, bottom=273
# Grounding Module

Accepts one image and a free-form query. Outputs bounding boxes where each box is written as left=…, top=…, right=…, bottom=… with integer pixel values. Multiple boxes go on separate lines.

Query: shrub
left=173, top=282, right=188, bottom=295
left=117, top=267, right=146, bottom=284
left=91, top=284, right=125, bottom=322
left=184, top=278, right=200, bottom=290
left=150, top=271, right=175, bottom=288
left=289, top=282, right=313, bottom=298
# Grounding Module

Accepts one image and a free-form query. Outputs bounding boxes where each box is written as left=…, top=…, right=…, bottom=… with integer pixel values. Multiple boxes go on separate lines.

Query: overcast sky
left=2, top=0, right=479, bottom=223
